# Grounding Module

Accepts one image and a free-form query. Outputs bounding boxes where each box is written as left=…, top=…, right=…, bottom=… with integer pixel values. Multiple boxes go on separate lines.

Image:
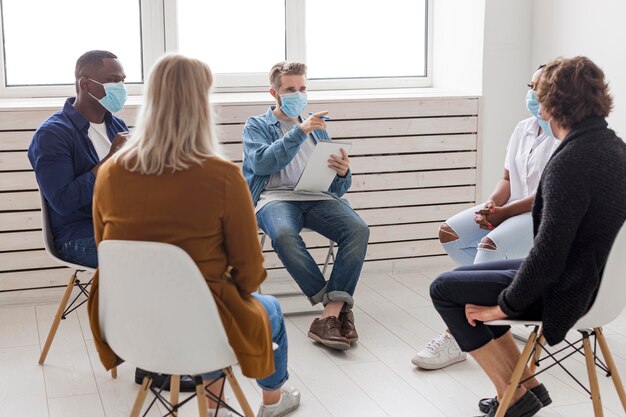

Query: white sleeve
left=504, top=120, right=527, bottom=172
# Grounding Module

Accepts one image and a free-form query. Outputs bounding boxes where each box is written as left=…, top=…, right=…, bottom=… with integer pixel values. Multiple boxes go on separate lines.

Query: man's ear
left=269, top=88, right=281, bottom=105
left=77, top=77, right=90, bottom=93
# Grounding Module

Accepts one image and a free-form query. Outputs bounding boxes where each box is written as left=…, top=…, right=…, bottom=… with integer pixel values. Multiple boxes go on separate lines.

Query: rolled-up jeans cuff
left=322, top=291, right=354, bottom=309
left=308, top=282, right=328, bottom=306
left=257, top=370, right=289, bottom=392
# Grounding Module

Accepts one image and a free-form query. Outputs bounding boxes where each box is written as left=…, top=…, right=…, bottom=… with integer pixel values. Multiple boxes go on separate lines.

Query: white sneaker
left=207, top=408, right=233, bottom=417
left=411, top=331, right=467, bottom=370
left=257, top=386, right=301, bottom=417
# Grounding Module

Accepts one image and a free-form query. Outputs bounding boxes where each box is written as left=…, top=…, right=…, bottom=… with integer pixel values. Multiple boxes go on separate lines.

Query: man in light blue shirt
left=242, top=62, right=369, bottom=351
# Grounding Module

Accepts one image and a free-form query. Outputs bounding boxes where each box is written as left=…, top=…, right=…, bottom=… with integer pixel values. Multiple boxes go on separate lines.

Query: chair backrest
left=97, top=240, right=238, bottom=376
left=575, top=221, right=626, bottom=329
left=39, top=191, right=94, bottom=271
left=39, top=191, right=58, bottom=259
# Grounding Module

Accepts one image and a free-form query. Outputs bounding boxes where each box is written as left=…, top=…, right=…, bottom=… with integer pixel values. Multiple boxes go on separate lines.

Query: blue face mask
left=526, top=89, right=554, bottom=138
left=279, top=92, right=307, bottom=118
left=525, top=90, right=540, bottom=118
left=537, top=116, right=554, bottom=138
left=88, top=79, right=127, bottom=113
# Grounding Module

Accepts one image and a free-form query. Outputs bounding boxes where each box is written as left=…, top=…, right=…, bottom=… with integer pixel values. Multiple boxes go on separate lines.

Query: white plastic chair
left=485, top=222, right=626, bottom=417
left=259, top=228, right=335, bottom=315
left=98, top=240, right=255, bottom=417
left=37, top=192, right=105, bottom=369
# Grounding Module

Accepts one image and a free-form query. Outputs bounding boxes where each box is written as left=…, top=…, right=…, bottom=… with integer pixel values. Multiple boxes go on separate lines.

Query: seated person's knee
left=478, top=237, right=497, bottom=251
left=438, top=223, right=459, bottom=244
left=355, top=221, right=370, bottom=241
left=271, top=226, right=299, bottom=246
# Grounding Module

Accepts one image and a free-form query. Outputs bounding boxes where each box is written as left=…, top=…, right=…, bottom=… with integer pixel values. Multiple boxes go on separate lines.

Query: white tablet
left=294, top=141, right=352, bottom=192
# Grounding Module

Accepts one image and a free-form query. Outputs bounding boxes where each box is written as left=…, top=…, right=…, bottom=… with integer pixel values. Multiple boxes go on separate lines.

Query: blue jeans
left=442, top=204, right=534, bottom=266
left=57, top=236, right=98, bottom=268
left=256, top=199, right=369, bottom=308
left=430, top=259, right=543, bottom=352
left=202, top=294, right=288, bottom=391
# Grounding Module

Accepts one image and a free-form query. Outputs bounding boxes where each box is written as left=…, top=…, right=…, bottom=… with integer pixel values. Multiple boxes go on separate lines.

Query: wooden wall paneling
left=0, top=192, right=40, bottom=211
left=0, top=211, right=42, bottom=232
left=0, top=171, right=37, bottom=192
left=0, top=231, right=43, bottom=252
left=0, top=96, right=479, bottom=291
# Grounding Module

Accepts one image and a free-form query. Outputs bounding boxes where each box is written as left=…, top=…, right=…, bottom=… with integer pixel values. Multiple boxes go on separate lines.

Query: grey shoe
left=207, top=408, right=233, bottom=417
left=257, top=386, right=301, bottom=417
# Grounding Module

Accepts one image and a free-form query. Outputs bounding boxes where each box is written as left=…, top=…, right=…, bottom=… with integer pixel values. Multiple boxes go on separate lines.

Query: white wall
left=530, top=0, right=626, bottom=139
left=432, top=0, right=485, bottom=94
left=479, top=0, right=533, bottom=199
left=479, top=0, right=626, bottom=200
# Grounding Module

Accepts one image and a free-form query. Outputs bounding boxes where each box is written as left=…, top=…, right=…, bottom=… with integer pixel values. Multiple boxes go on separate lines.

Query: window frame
left=0, top=0, right=432, bottom=98
left=0, top=0, right=162, bottom=98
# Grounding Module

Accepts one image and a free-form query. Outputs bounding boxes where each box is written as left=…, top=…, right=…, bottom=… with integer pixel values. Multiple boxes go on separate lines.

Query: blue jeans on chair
left=202, top=294, right=288, bottom=391
left=256, top=199, right=369, bottom=309
left=57, top=236, right=98, bottom=268
left=430, top=259, right=543, bottom=352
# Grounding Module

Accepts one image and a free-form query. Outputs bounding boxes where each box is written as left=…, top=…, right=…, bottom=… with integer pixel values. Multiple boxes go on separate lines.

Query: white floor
left=1, top=256, right=625, bottom=417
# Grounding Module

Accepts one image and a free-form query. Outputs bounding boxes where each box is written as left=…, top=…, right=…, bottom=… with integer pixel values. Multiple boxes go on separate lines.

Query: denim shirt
left=242, top=107, right=352, bottom=205
left=28, top=98, right=128, bottom=247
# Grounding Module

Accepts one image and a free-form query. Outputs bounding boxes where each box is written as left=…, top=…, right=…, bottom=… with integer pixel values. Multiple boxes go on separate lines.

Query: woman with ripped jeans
left=411, top=66, right=560, bottom=370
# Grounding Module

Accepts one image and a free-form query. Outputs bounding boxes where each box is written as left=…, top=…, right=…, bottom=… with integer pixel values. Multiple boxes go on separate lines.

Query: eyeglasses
left=527, top=81, right=536, bottom=90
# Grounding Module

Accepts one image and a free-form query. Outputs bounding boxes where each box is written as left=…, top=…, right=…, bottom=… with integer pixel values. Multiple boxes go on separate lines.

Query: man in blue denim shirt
left=242, top=62, right=369, bottom=351
left=28, top=50, right=129, bottom=269
left=29, top=50, right=198, bottom=393
left=28, top=51, right=128, bottom=268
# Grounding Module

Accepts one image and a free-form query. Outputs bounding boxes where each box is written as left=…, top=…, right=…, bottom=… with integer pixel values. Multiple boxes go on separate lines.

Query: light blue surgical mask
left=526, top=89, right=554, bottom=138
left=538, top=114, right=556, bottom=139
left=279, top=92, right=307, bottom=118
left=525, top=90, right=540, bottom=118
left=88, top=79, right=127, bottom=113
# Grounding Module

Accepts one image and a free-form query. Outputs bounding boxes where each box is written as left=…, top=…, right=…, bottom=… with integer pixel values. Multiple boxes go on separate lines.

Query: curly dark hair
left=536, top=56, right=613, bottom=128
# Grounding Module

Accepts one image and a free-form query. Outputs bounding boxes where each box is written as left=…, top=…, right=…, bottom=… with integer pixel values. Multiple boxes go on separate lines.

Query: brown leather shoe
left=308, top=316, right=350, bottom=350
left=340, top=310, right=359, bottom=343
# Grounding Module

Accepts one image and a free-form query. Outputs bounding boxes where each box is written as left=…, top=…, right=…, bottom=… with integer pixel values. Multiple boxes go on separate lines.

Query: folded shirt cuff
left=498, top=290, right=522, bottom=318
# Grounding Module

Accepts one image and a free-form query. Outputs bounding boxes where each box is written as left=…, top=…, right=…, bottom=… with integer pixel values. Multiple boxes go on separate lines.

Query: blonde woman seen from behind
left=87, top=54, right=300, bottom=417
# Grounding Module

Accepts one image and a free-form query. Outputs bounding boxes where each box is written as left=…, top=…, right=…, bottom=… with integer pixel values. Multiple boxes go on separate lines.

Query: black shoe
left=482, top=390, right=542, bottom=417
left=134, top=368, right=197, bottom=392
left=479, top=384, right=551, bottom=414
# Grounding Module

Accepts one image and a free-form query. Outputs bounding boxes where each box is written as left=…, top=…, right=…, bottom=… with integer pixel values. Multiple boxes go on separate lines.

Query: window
left=0, top=0, right=431, bottom=97
left=0, top=0, right=143, bottom=87
left=176, top=0, right=285, bottom=75
left=306, top=0, right=428, bottom=80
left=172, top=0, right=431, bottom=90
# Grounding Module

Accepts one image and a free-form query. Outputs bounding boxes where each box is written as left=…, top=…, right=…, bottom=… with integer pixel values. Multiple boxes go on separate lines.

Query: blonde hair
left=269, top=61, right=307, bottom=90
left=118, top=54, right=222, bottom=175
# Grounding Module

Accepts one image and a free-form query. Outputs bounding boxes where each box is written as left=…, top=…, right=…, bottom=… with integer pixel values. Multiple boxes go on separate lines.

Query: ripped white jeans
left=440, top=204, right=534, bottom=266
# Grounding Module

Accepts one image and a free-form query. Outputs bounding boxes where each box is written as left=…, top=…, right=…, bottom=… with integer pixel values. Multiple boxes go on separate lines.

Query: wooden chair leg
left=130, top=376, right=152, bottom=417
left=170, top=375, right=180, bottom=417
left=495, top=327, right=540, bottom=417
left=595, top=328, right=626, bottom=413
left=529, top=332, right=545, bottom=374
left=38, top=271, right=78, bottom=365
left=224, top=367, right=255, bottom=417
left=196, top=381, right=209, bottom=417
left=582, top=331, right=604, bottom=416
left=111, top=366, right=118, bottom=379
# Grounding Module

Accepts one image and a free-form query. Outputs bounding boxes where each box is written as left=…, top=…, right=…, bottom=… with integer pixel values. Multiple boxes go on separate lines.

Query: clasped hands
left=474, top=201, right=509, bottom=230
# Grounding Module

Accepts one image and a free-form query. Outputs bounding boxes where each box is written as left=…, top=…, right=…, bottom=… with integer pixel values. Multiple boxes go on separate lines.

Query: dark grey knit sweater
left=498, top=117, right=626, bottom=345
